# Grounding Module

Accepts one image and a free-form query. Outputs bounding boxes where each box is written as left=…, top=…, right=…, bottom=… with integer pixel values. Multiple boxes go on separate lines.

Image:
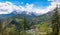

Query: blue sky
left=0, top=0, right=57, bottom=15
left=0, top=0, right=55, bottom=8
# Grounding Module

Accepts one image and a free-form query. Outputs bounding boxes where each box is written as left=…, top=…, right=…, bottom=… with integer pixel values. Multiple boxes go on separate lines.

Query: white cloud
left=24, top=1, right=56, bottom=15
left=0, top=1, right=57, bottom=15
left=0, top=2, right=14, bottom=14
left=0, top=1, right=24, bottom=14
left=25, top=3, right=34, bottom=13
left=32, top=1, right=57, bottom=15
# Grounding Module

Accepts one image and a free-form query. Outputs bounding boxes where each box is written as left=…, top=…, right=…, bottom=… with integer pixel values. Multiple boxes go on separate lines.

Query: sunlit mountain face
left=0, top=0, right=57, bottom=16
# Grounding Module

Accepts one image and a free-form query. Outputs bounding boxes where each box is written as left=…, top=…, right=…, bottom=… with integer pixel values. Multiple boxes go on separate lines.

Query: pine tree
left=0, top=19, right=3, bottom=35
left=21, top=16, right=28, bottom=35
left=52, top=6, right=60, bottom=35
left=23, top=16, right=27, bottom=30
